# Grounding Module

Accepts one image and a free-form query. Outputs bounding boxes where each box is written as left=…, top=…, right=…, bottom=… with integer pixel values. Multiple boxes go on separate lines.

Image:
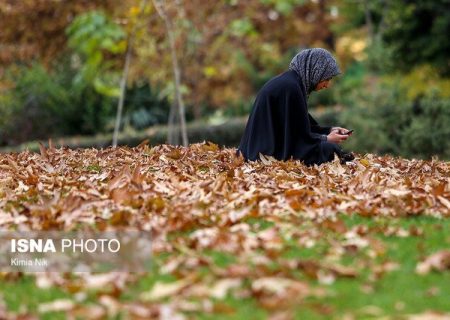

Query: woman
left=237, top=48, right=354, bottom=165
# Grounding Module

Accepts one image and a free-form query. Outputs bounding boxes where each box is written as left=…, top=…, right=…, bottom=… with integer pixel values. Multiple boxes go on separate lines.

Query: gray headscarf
left=289, top=48, right=341, bottom=95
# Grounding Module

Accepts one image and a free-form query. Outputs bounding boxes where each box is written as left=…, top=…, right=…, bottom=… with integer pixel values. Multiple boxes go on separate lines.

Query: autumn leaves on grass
left=0, top=142, right=449, bottom=318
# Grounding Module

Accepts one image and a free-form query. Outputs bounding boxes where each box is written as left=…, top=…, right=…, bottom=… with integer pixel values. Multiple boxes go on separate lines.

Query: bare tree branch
left=113, top=0, right=148, bottom=148
left=363, top=0, right=374, bottom=43
left=152, top=0, right=188, bottom=146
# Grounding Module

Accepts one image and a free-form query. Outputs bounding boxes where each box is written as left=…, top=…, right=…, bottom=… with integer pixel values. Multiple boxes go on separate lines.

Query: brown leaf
left=252, top=277, right=309, bottom=297
left=437, top=196, right=450, bottom=210
left=109, top=210, right=131, bottom=226
left=407, top=311, right=450, bottom=320
left=136, top=139, right=149, bottom=149
left=38, top=142, right=49, bottom=161
left=320, top=219, right=347, bottom=233
left=327, top=264, right=358, bottom=278
left=200, top=141, right=220, bottom=152
left=140, top=278, right=192, bottom=301
left=167, top=148, right=183, bottom=160
left=38, top=299, right=74, bottom=313
left=48, top=138, right=54, bottom=151
left=416, top=250, right=450, bottom=275
left=131, top=164, right=144, bottom=186
left=208, top=278, right=241, bottom=299
left=108, top=166, right=131, bottom=191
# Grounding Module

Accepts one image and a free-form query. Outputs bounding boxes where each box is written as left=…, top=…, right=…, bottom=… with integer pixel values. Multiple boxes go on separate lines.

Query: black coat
left=237, top=70, right=340, bottom=165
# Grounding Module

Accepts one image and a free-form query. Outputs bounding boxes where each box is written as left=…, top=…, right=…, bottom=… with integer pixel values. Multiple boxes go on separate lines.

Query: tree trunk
left=153, top=0, right=188, bottom=147
left=112, top=0, right=148, bottom=147
left=363, top=0, right=374, bottom=43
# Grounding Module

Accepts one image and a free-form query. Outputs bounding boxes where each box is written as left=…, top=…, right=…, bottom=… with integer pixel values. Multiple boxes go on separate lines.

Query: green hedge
left=0, top=117, right=248, bottom=153
left=339, top=93, right=450, bottom=160
left=0, top=110, right=337, bottom=153
left=3, top=100, right=449, bottom=161
left=0, top=63, right=171, bottom=147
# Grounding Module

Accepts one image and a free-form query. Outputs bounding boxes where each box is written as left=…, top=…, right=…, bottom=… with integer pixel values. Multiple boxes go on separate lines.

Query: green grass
left=0, top=276, right=69, bottom=320
left=84, top=164, right=102, bottom=172
left=1, top=215, right=449, bottom=319
left=296, top=215, right=450, bottom=319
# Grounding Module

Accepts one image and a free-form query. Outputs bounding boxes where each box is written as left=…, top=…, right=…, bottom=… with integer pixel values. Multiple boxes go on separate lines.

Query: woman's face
left=315, top=78, right=331, bottom=91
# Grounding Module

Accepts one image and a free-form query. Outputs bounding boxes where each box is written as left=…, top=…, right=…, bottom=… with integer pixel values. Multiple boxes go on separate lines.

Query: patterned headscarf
left=289, top=48, right=341, bottom=95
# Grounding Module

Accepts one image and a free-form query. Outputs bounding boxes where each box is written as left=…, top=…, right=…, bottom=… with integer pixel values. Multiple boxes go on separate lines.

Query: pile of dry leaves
left=0, top=142, right=449, bottom=319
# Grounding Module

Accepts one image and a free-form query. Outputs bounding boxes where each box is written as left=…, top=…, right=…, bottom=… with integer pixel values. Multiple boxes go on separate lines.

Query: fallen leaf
left=209, top=278, right=242, bottom=299
left=38, top=299, right=74, bottom=313
left=140, top=278, right=192, bottom=301
left=416, top=250, right=450, bottom=275
left=252, top=277, right=309, bottom=296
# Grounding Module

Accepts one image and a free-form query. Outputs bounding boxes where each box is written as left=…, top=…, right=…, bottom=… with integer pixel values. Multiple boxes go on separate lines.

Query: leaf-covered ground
left=0, top=142, right=449, bottom=319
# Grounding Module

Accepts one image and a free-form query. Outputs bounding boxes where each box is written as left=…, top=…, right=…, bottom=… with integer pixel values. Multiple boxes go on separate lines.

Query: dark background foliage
left=0, top=0, right=449, bottom=159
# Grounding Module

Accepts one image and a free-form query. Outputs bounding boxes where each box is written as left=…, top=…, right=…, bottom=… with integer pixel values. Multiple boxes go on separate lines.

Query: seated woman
left=237, top=48, right=354, bottom=166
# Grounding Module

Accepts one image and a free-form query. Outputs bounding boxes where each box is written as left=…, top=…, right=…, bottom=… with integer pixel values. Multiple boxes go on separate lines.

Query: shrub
left=0, top=62, right=170, bottom=147
left=339, top=84, right=450, bottom=159
left=122, top=83, right=170, bottom=130
left=0, top=117, right=249, bottom=152
left=0, top=64, right=71, bottom=145
left=399, top=97, right=450, bottom=159
left=0, top=62, right=116, bottom=146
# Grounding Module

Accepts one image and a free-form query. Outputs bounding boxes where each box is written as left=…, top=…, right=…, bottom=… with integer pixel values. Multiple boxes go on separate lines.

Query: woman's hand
left=327, top=131, right=349, bottom=144
left=331, top=127, right=352, bottom=135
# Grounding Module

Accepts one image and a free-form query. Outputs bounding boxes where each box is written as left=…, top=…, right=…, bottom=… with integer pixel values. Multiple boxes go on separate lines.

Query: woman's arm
left=308, top=114, right=351, bottom=143
left=308, top=113, right=332, bottom=134
left=310, top=132, right=328, bottom=141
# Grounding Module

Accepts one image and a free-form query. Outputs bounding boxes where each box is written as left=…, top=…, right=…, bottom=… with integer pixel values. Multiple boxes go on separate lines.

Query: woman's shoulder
left=260, top=70, right=302, bottom=95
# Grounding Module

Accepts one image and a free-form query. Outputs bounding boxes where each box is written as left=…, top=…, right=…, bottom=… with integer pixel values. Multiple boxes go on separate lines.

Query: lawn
left=0, top=142, right=449, bottom=319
